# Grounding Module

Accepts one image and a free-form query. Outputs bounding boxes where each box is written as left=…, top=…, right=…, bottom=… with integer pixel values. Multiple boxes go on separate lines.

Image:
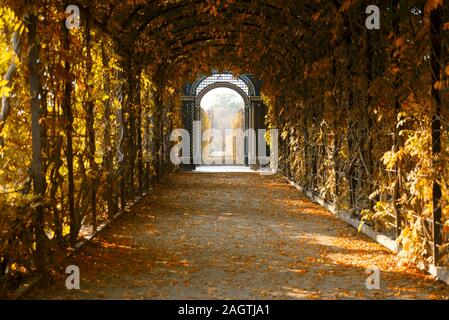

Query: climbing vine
left=0, top=0, right=448, bottom=297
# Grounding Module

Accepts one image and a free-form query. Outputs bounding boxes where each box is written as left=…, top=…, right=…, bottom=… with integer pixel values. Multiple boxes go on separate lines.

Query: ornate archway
left=181, top=73, right=267, bottom=170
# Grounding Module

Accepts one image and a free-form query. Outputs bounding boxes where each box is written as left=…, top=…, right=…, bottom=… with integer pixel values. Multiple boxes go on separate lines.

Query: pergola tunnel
left=0, top=0, right=449, bottom=298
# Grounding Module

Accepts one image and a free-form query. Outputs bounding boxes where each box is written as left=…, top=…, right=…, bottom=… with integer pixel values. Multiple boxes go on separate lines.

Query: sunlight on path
left=194, top=166, right=252, bottom=173
left=26, top=174, right=449, bottom=300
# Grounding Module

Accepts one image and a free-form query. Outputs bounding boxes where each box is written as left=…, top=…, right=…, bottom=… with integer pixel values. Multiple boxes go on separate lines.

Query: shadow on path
left=26, top=173, right=449, bottom=299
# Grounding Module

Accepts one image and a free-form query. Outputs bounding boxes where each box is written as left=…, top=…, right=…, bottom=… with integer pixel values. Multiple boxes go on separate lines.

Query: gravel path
left=26, top=173, right=449, bottom=299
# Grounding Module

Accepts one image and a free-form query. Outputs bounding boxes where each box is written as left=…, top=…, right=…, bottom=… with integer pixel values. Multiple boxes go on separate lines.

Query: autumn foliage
left=0, top=0, right=448, bottom=296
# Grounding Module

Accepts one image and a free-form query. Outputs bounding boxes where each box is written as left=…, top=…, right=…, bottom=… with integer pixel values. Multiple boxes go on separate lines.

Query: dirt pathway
left=26, top=173, right=449, bottom=299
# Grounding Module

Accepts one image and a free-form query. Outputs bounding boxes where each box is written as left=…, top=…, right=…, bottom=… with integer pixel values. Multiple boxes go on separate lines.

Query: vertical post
left=365, top=11, right=375, bottom=214
left=127, top=70, right=136, bottom=195
left=136, top=73, right=143, bottom=195
left=117, top=69, right=127, bottom=210
left=249, top=102, right=258, bottom=170
left=144, top=108, right=152, bottom=189
left=331, top=57, right=340, bottom=204
left=392, top=0, right=402, bottom=238
left=181, top=99, right=194, bottom=171
left=62, top=0, right=78, bottom=247
left=28, top=11, right=46, bottom=271
left=152, top=83, right=165, bottom=180
left=101, top=44, right=115, bottom=219
left=244, top=104, right=250, bottom=166
left=343, top=13, right=356, bottom=212
left=85, top=10, right=97, bottom=232
left=430, top=4, right=442, bottom=266
left=193, top=104, right=202, bottom=166
left=302, top=84, right=309, bottom=189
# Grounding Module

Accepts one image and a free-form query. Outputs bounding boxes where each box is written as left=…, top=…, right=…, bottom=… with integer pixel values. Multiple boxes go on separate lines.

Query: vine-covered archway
left=181, top=73, right=267, bottom=170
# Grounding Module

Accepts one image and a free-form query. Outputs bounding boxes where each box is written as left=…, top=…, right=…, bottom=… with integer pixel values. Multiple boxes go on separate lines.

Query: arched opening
left=192, top=81, right=253, bottom=168
left=181, top=73, right=266, bottom=171
left=199, top=87, right=245, bottom=165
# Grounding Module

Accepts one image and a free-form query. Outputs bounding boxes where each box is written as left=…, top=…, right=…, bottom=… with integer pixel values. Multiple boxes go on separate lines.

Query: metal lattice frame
left=190, top=72, right=256, bottom=97
left=182, top=72, right=262, bottom=167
